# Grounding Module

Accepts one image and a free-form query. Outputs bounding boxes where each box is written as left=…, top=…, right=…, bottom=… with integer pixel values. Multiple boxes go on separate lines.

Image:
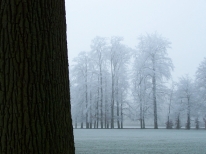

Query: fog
left=65, top=0, right=206, bottom=81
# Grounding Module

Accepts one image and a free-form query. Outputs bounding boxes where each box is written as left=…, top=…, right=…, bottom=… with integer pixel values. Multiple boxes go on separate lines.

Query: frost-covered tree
left=164, top=82, right=177, bottom=129
left=175, top=75, right=196, bottom=129
left=70, top=52, right=91, bottom=128
left=135, top=33, right=173, bottom=129
left=102, top=71, right=112, bottom=128
left=196, top=57, right=206, bottom=128
left=107, top=37, right=131, bottom=128
left=71, top=36, right=131, bottom=129
left=91, top=36, right=108, bottom=128
left=131, top=51, right=153, bottom=129
left=196, top=58, right=206, bottom=103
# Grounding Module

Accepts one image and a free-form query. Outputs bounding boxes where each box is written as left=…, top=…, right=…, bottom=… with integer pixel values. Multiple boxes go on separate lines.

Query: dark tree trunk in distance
left=186, top=113, right=191, bottom=130
left=143, top=117, right=145, bottom=129
left=195, top=117, right=199, bottom=129
left=120, top=99, right=123, bottom=129
left=0, top=1, right=75, bottom=153
left=186, top=98, right=191, bottom=130
left=166, top=116, right=173, bottom=129
left=203, top=118, right=206, bottom=129
left=176, top=114, right=181, bottom=129
left=152, top=72, right=158, bottom=129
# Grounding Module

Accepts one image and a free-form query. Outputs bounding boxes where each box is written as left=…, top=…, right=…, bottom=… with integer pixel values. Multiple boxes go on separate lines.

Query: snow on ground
left=74, top=129, right=206, bottom=154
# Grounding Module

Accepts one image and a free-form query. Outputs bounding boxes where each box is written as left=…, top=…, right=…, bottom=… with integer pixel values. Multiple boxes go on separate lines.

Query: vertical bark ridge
left=0, top=0, right=74, bottom=153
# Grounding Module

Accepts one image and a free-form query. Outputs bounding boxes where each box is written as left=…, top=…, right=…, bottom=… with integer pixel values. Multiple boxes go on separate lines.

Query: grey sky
left=65, top=0, right=206, bottom=81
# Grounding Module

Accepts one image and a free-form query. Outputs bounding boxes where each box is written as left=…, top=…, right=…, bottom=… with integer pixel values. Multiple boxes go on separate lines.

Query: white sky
left=65, top=0, right=206, bottom=81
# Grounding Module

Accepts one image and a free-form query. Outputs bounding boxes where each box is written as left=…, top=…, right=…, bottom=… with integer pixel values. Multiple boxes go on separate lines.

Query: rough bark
left=0, top=1, right=75, bottom=153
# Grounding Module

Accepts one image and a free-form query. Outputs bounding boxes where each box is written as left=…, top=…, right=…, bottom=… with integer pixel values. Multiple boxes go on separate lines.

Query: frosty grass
left=74, top=129, right=206, bottom=154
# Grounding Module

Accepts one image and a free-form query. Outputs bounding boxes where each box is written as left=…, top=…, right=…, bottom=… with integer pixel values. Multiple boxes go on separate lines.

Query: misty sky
left=65, top=0, right=206, bottom=81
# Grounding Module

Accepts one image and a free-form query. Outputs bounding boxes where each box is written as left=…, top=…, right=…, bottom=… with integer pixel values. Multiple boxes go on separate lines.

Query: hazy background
left=65, top=0, right=206, bottom=81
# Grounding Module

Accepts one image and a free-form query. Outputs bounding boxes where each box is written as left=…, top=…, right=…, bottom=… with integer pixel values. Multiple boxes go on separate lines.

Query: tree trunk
left=81, top=122, right=83, bottom=129
left=116, top=81, right=120, bottom=129
left=204, top=118, right=206, bottom=129
left=152, top=56, right=158, bottom=129
left=85, top=90, right=89, bottom=128
left=111, top=73, right=115, bottom=129
left=186, top=98, right=190, bottom=129
left=120, top=96, right=123, bottom=129
left=75, top=123, right=77, bottom=129
left=205, top=121, right=206, bottom=129
left=176, top=113, right=181, bottom=129
left=96, top=98, right=99, bottom=129
left=96, top=81, right=99, bottom=129
left=117, top=101, right=120, bottom=129
left=0, top=1, right=75, bottom=153
left=107, top=122, right=109, bottom=129
left=104, top=98, right=107, bottom=129
left=100, top=65, right=103, bottom=129
left=85, top=63, right=89, bottom=129
left=195, top=117, right=199, bottom=129
left=90, top=91, right=93, bottom=129
left=75, top=117, right=78, bottom=129
left=81, top=111, right=84, bottom=129
left=186, top=113, right=190, bottom=129
left=94, top=120, right=96, bottom=129
left=143, top=115, right=145, bottom=129
left=140, top=100, right=143, bottom=129
left=166, top=97, right=172, bottom=129
left=104, top=77, right=108, bottom=129
left=166, top=115, right=170, bottom=129
left=90, top=122, right=93, bottom=129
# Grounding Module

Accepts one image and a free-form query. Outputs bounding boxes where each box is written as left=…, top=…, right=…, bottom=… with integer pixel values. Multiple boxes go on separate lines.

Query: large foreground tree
left=0, top=1, right=75, bottom=153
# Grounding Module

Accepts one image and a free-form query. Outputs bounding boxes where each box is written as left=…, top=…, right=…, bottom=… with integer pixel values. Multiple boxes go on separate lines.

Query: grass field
left=74, top=129, right=206, bottom=154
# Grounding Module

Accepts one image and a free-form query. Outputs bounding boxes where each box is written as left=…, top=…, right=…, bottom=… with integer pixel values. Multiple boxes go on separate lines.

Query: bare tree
left=176, top=75, right=195, bottom=129
left=108, top=37, right=130, bottom=128
left=165, top=82, right=176, bottom=129
left=71, top=52, right=91, bottom=128
left=131, top=54, right=152, bottom=129
left=136, top=33, right=173, bottom=129
left=91, top=36, right=107, bottom=128
left=196, top=57, right=206, bottom=127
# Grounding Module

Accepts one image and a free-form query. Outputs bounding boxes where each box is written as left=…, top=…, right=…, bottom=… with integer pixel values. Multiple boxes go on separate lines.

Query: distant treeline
left=70, top=33, right=206, bottom=129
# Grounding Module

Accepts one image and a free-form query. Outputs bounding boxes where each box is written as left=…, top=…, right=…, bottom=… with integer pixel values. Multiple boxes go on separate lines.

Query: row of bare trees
left=163, top=74, right=206, bottom=130
left=70, top=36, right=130, bottom=129
left=70, top=33, right=206, bottom=129
left=130, top=34, right=206, bottom=129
